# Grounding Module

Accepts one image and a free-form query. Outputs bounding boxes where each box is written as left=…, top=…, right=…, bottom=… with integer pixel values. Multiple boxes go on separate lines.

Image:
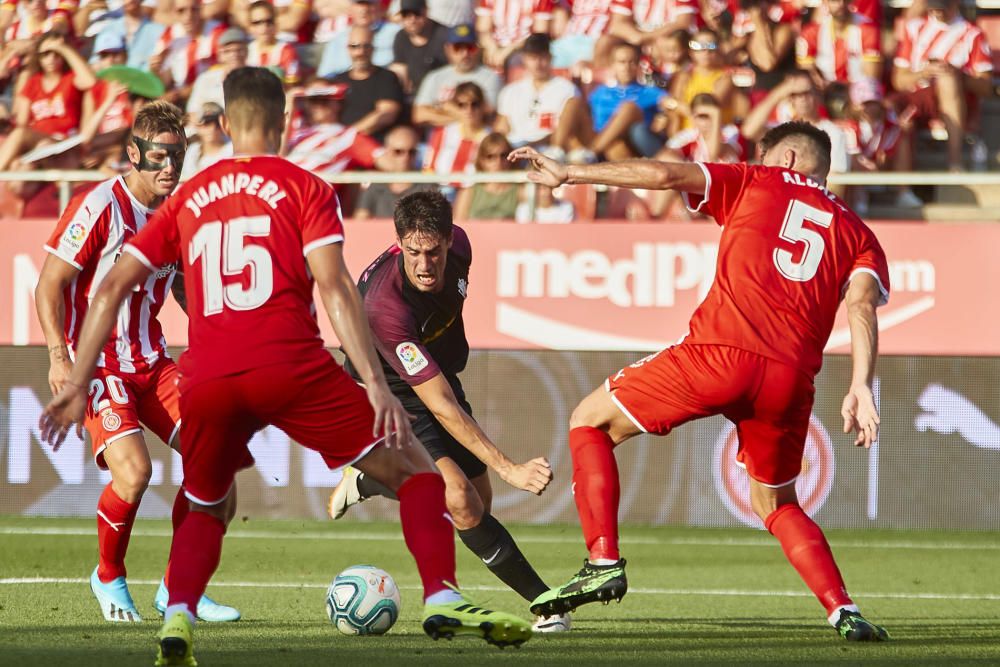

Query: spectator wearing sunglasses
left=355, top=125, right=437, bottom=219
left=180, top=101, right=233, bottom=181
left=391, top=0, right=448, bottom=94
left=330, top=25, right=406, bottom=141
left=317, top=0, right=401, bottom=78
left=245, top=0, right=301, bottom=84
left=667, top=29, right=745, bottom=134
left=423, top=81, right=491, bottom=180
left=413, top=23, right=501, bottom=127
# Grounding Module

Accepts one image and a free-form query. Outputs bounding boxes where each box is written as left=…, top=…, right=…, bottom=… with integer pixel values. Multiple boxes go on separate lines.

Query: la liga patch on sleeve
left=396, top=342, right=429, bottom=376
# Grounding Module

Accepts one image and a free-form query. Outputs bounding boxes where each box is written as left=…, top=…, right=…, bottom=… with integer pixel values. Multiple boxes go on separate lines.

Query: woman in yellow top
left=664, top=29, right=747, bottom=135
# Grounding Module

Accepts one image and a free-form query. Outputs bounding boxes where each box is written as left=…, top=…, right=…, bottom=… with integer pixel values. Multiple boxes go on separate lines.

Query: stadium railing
left=1, top=169, right=999, bottom=217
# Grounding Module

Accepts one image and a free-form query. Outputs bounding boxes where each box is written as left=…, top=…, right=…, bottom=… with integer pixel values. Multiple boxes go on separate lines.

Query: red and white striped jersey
left=797, top=13, right=880, bottom=84
left=475, top=0, right=553, bottom=47
left=285, top=123, right=382, bottom=174
left=153, top=20, right=226, bottom=88
left=272, top=0, right=313, bottom=43
left=610, top=0, right=697, bottom=32
left=314, top=0, right=388, bottom=42
left=564, top=0, right=613, bottom=38
left=667, top=124, right=743, bottom=162
left=842, top=116, right=901, bottom=160
left=44, top=176, right=176, bottom=374
left=894, top=15, right=993, bottom=76
left=423, top=123, right=484, bottom=177
left=1, top=0, right=74, bottom=40
left=731, top=1, right=797, bottom=38
left=247, top=41, right=301, bottom=84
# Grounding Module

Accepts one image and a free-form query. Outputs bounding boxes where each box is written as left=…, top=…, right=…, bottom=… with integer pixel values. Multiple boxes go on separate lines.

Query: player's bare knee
left=570, top=399, right=603, bottom=431
left=112, top=459, right=152, bottom=502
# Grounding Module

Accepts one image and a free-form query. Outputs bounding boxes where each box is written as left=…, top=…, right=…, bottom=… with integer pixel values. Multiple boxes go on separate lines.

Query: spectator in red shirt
left=796, top=0, right=880, bottom=90
left=475, top=0, right=552, bottom=68
left=891, top=0, right=993, bottom=171
left=245, top=0, right=302, bottom=85
left=0, top=31, right=96, bottom=171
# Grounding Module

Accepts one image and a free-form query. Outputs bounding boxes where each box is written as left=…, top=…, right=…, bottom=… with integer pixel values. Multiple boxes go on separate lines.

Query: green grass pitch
left=2, top=516, right=999, bottom=665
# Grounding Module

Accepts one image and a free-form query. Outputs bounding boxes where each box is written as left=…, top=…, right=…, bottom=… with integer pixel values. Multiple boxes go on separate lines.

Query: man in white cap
left=186, top=26, right=249, bottom=116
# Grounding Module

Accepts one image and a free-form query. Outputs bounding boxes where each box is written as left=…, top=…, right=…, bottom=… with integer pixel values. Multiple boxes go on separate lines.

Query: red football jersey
left=124, top=155, right=346, bottom=387
left=683, top=162, right=890, bottom=377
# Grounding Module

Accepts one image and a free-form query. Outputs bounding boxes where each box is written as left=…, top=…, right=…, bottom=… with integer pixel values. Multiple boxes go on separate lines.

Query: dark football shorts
left=411, top=396, right=487, bottom=479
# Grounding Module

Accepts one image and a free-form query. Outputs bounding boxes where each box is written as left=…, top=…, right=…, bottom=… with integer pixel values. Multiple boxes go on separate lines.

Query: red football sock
left=569, top=426, right=621, bottom=562
left=163, top=487, right=191, bottom=589
left=397, top=473, right=457, bottom=600
left=765, top=503, right=853, bottom=615
left=96, top=483, right=140, bottom=582
left=165, top=510, right=225, bottom=612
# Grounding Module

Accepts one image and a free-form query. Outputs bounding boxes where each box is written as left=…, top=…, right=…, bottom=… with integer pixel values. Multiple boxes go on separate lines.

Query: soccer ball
left=325, top=565, right=400, bottom=636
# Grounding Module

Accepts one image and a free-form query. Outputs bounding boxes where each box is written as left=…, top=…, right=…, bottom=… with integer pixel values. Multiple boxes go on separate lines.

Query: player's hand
left=508, top=146, right=568, bottom=188
left=47, top=356, right=74, bottom=398
left=841, top=384, right=880, bottom=448
left=499, top=457, right=553, bottom=495
left=39, top=381, right=88, bottom=450
left=366, top=383, right=415, bottom=450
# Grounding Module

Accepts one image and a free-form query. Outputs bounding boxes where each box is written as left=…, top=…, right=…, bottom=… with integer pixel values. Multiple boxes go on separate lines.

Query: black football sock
left=457, top=513, right=549, bottom=602
left=356, top=472, right=397, bottom=501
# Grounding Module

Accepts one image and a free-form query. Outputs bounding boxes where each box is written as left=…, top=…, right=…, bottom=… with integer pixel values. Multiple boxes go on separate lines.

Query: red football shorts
left=84, top=358, right=181, bottom=469
left=178, top=354, right=380, bottom=505
left=606, top=344, right=815, bottom=486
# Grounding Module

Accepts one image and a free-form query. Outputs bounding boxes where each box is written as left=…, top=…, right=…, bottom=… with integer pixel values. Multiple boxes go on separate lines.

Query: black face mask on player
left=131, top=136, right=186, bottom=172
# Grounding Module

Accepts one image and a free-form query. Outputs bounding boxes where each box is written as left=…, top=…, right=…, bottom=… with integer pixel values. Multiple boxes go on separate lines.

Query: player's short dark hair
left=759, top=120, right=832, bottom=177
left=394, top=190, right=453, bottom=241
left=131, top=100, right=186, bottom=142
left=223, top=66, right=285, bottom=134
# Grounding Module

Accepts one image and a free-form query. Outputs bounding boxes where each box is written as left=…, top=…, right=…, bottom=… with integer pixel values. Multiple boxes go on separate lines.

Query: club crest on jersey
left=101, top=410, right=122, bottom=432
left=61, top=221, right=87, bottom=251
left=396, top=342, right=429, bottom=376
left=457, top=278, right=468, bottom=298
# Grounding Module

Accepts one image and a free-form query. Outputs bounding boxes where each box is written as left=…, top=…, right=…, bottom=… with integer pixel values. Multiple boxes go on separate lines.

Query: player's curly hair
left=131, top=100, right=186, bottom=142
left=394, top=190, right=452, bottom=241
left=759, top=120, right=832, bottom=178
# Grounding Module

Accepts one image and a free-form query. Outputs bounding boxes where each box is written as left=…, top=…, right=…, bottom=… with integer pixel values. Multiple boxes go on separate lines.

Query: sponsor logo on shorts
left=101, top=410, right=122, bottom=432
left=712, top=415, right=835, bottom=527
left=396, top=342, right=429, bottom=376
left=61, top=221, right=88, bottom=251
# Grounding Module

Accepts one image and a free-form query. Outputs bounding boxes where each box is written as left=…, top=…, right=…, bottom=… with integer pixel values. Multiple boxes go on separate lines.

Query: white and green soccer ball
left=326, top=565, right=400, bottom=636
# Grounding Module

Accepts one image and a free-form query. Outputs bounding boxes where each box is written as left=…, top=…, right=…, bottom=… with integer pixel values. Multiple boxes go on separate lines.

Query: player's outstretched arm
left=38, top=253, right=152, bottom=449
left=412, top=374, right=553, bottom=495
left=35, top=254, right=79, bottom=398
left=307, top=242, right=415, bottom=450
left=841, top=272, right=881, bottom=448
left=508, top=146, right=707, bottom=193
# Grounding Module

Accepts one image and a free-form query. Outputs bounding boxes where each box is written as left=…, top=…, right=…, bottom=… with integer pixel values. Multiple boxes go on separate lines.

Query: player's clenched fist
left=500, top=457, right=554, bottom=496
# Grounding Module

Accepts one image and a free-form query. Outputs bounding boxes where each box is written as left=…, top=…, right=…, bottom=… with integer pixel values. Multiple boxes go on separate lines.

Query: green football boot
left=834, top=609, right=890, bottom=642
left=155, top=611, right=197, bottom=666
left=422, top=587, right=532, bottom=648
left=530, top=558, right=627, bottom=616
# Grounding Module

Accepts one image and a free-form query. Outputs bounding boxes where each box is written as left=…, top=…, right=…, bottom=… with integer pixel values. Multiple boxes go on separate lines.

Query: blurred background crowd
left=0, top=0, right=997, bottom=219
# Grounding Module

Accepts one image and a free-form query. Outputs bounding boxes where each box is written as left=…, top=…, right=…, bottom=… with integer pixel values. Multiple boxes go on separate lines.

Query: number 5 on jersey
left=773, top=199, right=834, bottom=282
left=190, top=215, right=275, bottom=315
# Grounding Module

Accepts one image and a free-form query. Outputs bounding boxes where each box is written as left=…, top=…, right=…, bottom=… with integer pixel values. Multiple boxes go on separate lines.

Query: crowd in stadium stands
left=0, top=0, right=996, bottom=219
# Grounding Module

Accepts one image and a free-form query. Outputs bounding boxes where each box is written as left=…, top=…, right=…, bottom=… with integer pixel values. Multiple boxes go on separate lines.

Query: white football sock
left=589, top=558, right=618, bottom=566
left=828, top=604, right=860, bottom=627
left=425, top=589, right=463, bottom=605
left=164, top=603, right=196, bottom=625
